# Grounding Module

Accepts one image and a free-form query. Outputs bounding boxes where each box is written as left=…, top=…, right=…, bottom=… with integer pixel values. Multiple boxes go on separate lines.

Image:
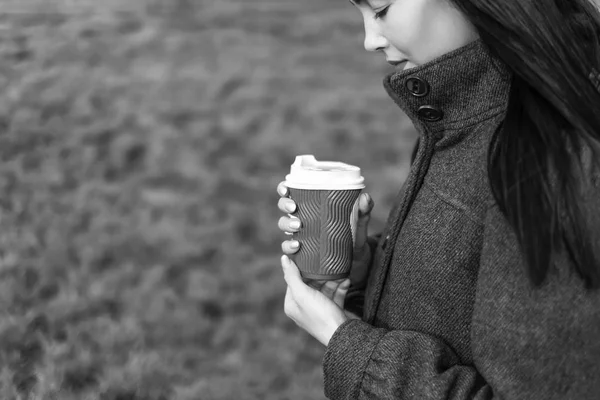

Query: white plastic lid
left=284, top=155, right=365, bottom=190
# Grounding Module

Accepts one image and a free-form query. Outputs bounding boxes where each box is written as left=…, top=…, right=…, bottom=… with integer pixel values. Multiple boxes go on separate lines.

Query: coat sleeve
left=322, top=167, right=600, bottom=399
left=324, top=259, right=600, bottom=399
left=323, top=319, right=494, bottom=399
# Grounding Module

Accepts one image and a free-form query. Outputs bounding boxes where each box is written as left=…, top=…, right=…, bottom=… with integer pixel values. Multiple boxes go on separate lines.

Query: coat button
left=405, top=77, right=429, bottom=97
left=418, top=105, right=444, bottom=122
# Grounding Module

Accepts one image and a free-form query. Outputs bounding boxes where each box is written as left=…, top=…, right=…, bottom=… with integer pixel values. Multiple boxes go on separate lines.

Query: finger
left=277, top=215, right=302, bottom=234
left=281, top=255, right=308, bottom=294
left=344, top=310, right=361, bottom=320
left=305, top=278, right=326, bottom=291
left=354, top=193, right=374, bottom=249
left=320, top=278, right=345, bottom=300
left=281, top=240, right=301, bottom=254
left=333, top=279, right=351, bottom=308
left=278, top=197, right=297, bottom=214
left=277, top=182, right=289, bottom=198
left=357, top=193, right=374, bottom=223
left=358, top=192, right=375, bottom=217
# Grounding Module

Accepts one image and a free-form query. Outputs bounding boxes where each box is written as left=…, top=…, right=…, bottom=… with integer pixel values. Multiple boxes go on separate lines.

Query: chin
left=403, top=61, right=415, bottom=71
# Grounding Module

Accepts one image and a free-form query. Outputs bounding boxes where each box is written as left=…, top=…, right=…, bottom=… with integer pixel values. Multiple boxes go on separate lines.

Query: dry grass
left=0, top=1, right=415, bottom=399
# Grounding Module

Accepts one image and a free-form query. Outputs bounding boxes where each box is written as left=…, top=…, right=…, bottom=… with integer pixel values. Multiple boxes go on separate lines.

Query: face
left=349, top=0, right=479, bottom=71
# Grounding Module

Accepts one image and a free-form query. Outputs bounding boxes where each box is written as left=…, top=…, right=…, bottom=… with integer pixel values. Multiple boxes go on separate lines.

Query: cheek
left=385, top=10, right=430, bottom=57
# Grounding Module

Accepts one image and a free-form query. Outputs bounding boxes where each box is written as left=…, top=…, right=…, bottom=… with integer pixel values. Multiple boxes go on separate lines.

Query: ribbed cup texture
left=288, top=189, right=362, bottom=280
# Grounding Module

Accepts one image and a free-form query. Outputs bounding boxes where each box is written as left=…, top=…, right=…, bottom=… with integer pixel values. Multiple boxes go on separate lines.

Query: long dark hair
left=450, top=0, right=600, bottom=288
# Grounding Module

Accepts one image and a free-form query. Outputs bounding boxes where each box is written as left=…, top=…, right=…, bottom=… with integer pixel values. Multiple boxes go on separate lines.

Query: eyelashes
left=374, top=5, right=390, bottom=19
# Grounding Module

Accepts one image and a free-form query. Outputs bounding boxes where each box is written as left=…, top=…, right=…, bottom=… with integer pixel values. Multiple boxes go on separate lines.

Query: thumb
left=281, top=255, right=307, bottom=294
left=354, top=193, right=374, bottom=250
left=332, top=279, right=351, bottom=308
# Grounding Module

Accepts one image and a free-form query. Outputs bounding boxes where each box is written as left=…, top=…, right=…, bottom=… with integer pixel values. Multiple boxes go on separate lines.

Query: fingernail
left=290, top=241, right=299, bottom=249
left=290, top=220, right=301, bottom=229
left=281, top=255, right=288, bottom=266
left=286, top=203, right=296, bottom=213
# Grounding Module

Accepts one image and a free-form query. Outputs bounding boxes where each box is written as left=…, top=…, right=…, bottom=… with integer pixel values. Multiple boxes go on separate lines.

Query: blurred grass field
left=0, top=1, right=416, bottom=399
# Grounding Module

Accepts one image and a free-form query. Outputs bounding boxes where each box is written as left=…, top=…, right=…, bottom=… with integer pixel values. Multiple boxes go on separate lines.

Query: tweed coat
left=323, top=39, right=600, bottom=399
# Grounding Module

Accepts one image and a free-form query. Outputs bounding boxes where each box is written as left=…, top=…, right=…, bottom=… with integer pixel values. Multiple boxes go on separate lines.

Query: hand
left=280, top=254, right=349, bottom=346
left=276, top=182, right=375, bottom=290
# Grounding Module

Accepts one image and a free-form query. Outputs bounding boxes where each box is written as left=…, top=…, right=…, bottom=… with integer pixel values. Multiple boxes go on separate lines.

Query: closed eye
left=374, top=5, right=390, bottom=19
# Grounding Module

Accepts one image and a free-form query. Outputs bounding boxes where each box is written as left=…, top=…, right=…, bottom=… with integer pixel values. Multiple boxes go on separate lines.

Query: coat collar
left=383, top=38, right=512, bottom=148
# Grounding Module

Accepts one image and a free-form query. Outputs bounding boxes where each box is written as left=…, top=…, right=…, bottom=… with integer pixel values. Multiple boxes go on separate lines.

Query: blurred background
left=0, top=0, right=417, bottom=399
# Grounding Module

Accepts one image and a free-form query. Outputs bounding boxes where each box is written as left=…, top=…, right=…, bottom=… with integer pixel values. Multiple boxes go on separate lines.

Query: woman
left=276, top=0, right=600, bottom=398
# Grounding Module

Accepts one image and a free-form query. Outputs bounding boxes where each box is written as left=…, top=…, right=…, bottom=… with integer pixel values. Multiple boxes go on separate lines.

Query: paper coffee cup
left=284, top=155, right=365, bottom=280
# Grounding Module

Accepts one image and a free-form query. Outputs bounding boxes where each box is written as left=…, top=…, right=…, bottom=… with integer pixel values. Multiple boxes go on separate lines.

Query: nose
left=363, top=18, right=388, bottom=52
